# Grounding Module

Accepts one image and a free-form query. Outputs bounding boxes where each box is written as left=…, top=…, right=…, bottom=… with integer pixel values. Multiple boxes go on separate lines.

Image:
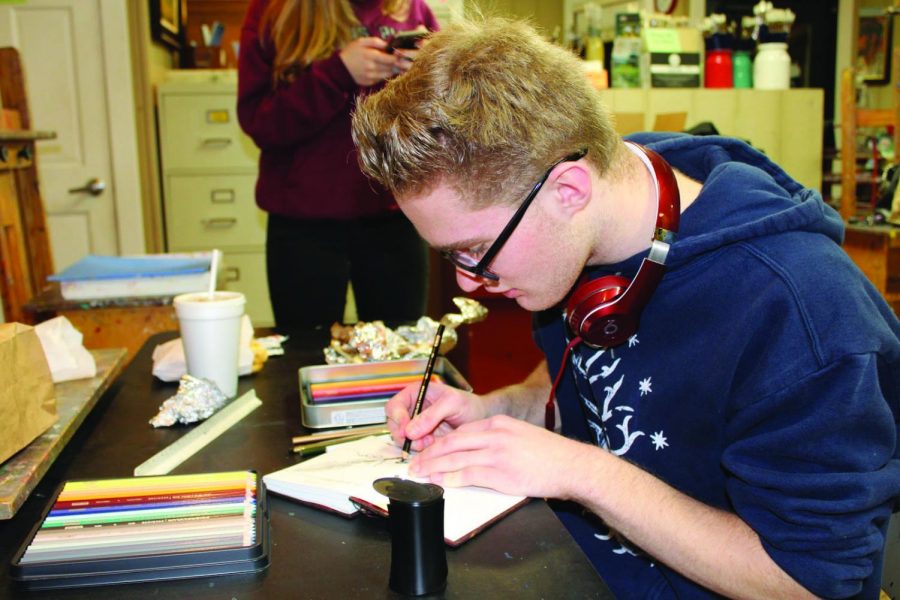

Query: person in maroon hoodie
left=238, top=0, right=438, bottom=331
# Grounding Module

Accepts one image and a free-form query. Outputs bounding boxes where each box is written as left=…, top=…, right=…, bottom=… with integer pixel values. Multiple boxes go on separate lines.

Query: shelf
left=0, top=129, right=55, bottom=142
left=823, top=172, right=880, bottom=184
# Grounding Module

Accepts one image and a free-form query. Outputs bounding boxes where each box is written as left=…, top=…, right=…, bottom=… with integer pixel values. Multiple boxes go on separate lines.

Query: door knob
left=68, top=178, right=106, bottom=196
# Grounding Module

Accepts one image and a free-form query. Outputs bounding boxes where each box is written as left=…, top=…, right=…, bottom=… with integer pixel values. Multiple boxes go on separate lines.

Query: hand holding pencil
left=384, top=325, right=492, bottom=458
left=400, top=324, right=445, bottom=461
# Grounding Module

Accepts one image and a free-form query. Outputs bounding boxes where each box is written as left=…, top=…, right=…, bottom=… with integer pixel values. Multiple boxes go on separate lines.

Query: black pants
left=266, top=212, right=428, bottom=331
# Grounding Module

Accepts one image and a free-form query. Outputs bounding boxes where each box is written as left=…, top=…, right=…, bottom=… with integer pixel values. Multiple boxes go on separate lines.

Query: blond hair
left=352, top=16, right=622, bottom=208
left=262, top=0, right=410, bottom=83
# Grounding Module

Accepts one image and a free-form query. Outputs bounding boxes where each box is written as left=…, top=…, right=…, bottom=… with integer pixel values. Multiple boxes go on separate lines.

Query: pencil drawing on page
left=294, top=436, right=411, bottom=483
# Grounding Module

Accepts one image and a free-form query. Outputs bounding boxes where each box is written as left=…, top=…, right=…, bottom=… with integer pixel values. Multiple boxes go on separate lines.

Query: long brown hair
left=261, top=0, right=410, bottom=83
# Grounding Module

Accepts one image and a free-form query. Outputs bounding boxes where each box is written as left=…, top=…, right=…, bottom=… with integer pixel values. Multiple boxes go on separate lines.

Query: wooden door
left=0, top=0, right=118, bottom=271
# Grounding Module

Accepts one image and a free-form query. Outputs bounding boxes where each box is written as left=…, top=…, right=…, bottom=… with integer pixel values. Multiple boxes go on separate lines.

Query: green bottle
left=733, top=49, right=753, bottom=88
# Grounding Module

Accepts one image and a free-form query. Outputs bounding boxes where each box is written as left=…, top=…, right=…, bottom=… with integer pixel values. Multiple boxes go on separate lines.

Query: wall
left=131, top=1, right=182, bottom=252
left=468, top=0, right=564, bottom=37
left=103, top=0, right=146, bottom=258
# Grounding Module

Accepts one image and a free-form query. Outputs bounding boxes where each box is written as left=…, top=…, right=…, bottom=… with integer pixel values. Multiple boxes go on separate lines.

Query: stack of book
left=48, top=253, right=213, bottom=301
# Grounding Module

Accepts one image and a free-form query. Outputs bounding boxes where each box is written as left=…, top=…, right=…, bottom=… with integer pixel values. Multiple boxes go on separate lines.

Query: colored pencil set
left=308, top=373, right=444, bottom=403
left=11, top=471, right=270, bottom=590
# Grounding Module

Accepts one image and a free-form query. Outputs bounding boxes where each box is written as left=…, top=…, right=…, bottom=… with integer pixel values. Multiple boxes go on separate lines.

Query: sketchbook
left=10, top=471, right=269, bottom=590
left=263, top=436, right=528, bottom=546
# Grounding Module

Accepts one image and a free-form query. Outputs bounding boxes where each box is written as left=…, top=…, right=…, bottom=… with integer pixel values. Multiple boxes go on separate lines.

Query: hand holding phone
left=387, top=30, right=428, bottom=53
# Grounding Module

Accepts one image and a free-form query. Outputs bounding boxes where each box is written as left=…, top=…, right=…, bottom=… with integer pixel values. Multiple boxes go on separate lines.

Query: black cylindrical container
left=373, top=477, right=447, bottom=596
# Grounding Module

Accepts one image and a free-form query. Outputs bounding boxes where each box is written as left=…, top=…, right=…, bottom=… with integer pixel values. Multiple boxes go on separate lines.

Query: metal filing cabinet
left=157, top=71, right=273, bottom=326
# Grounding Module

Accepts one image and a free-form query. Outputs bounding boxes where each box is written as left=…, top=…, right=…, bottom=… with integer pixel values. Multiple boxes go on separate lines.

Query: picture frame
left=149, top=0, right=185, bottom=51
left=856, top=14, right=892, bottom=85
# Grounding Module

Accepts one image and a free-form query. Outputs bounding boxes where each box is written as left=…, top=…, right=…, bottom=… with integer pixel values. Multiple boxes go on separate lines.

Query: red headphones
left=564, top=142, right=681, bottom=348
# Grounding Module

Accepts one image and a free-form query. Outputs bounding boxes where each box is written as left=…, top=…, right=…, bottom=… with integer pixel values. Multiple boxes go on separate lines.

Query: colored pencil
left=19, top=471, right=260, bottom=566
left=291, top=424, right=390, bottom=445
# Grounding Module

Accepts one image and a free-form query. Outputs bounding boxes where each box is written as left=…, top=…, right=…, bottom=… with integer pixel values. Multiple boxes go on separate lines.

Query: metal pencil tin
left=298, top=358, right=471, bottom=429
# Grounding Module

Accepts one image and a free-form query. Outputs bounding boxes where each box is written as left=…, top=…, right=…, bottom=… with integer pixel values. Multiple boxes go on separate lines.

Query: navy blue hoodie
left=534, top=133, right=900, bottom=599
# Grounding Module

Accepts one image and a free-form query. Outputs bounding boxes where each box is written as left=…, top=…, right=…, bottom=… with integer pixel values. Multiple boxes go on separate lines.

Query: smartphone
left=387, top=30, right=427, bottom=53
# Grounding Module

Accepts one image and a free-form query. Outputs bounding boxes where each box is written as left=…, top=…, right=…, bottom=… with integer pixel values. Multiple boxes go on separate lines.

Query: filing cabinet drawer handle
left=201, top=217, right=237, bottom=228
left=224, top=266, right=240, bottom=282
left=210, top=189, right=235, bottom=203
left=201, top=137, right=233, bottom=147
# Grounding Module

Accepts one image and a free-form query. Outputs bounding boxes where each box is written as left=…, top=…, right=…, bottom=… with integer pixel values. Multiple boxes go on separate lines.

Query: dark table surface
left=0, top=330, right=614, bottom=599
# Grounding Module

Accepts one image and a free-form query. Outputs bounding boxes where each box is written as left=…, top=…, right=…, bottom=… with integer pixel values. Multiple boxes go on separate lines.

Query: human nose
left=455, top=268, right=487, bottom=292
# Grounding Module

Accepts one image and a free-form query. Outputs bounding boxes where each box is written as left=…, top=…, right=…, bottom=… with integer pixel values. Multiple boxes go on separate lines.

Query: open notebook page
left=263, top=436, right=527, bottom=545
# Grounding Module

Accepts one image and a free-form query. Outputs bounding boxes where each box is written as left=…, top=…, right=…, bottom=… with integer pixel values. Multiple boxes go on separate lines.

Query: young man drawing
left=351, top=17, right=900, bottom=599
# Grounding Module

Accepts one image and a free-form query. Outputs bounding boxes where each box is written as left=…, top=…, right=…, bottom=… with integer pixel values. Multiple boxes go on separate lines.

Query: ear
left=547, top=162, right=592, bottom=218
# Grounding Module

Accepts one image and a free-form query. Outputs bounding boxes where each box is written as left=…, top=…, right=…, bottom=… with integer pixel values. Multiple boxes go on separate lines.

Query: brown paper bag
left=0, top=323, right=58, bottom=465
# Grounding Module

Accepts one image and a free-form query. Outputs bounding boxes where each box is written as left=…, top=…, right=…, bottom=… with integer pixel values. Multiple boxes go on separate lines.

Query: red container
left=705, top=49, right=733, bottom=88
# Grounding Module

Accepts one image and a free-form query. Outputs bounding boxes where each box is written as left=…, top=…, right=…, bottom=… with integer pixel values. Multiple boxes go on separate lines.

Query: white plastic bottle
left=753, top=42, right=791, bottom=89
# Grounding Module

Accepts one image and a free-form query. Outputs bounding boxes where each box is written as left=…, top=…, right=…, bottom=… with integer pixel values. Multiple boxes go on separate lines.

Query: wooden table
left=0, top=348, right=126, bottom=519
left=23, top=286, right=178, bottom=364
left=0, top=330, right=613, bottom=599
left=843, top=224, right=900, bottom=315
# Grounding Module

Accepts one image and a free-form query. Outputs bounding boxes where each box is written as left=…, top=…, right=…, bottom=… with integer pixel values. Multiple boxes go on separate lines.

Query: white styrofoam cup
left=173, top=291, right=246, bottom=397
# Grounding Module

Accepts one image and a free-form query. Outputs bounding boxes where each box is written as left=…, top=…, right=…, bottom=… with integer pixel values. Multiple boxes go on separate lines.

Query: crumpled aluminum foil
left=149, top=374, right=228, bottom=427
left=323, top=297, right=488, bottom=364
left=439, top=296, right=489, bottom=329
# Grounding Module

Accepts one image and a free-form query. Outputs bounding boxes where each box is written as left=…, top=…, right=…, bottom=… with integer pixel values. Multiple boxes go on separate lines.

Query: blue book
left=49, top=255, right=210, bottom=281
left=48, top=254, right=213, bottom=300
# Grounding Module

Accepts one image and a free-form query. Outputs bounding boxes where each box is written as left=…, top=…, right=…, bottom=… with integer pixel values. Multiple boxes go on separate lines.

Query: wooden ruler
left=134, top=390, right=262, bottom=476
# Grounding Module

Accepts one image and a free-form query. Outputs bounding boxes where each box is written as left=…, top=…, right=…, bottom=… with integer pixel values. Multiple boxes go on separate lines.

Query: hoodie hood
left=625, top=132, right=844, bottom=271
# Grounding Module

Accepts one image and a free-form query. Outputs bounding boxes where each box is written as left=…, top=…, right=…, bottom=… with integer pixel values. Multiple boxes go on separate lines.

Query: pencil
left=291, top=430, right=387, bottom=457
left=401, top=324, right=445, bottom=461
left=291, top=424, right=389, bottom=445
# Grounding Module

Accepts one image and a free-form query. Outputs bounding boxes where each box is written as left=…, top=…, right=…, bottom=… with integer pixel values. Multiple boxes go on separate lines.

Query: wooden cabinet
left=157, top=71, right=273, bottom=326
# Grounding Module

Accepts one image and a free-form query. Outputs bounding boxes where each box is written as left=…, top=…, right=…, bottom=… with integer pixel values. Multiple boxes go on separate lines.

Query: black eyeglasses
left=441, top=148, right=588, bottom=281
